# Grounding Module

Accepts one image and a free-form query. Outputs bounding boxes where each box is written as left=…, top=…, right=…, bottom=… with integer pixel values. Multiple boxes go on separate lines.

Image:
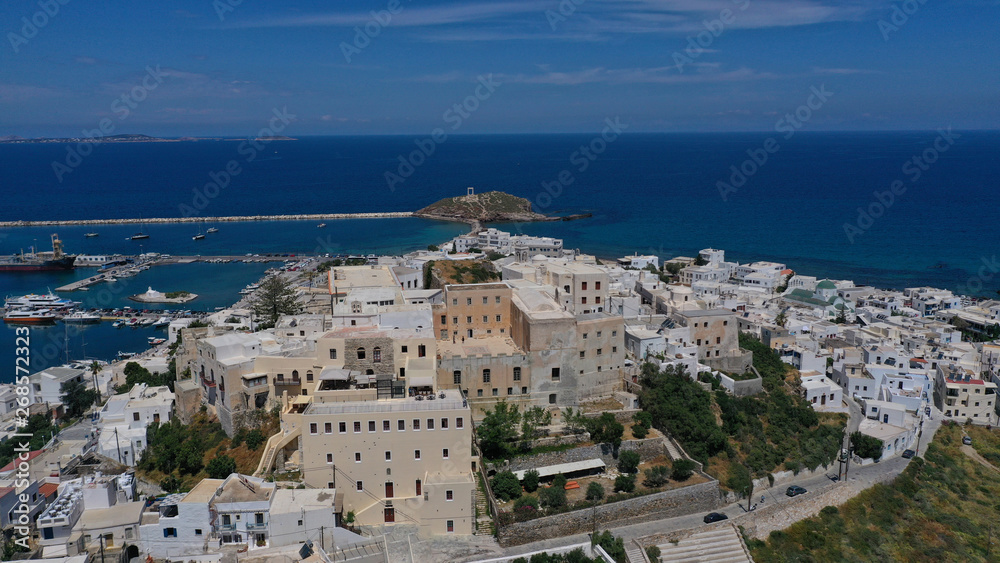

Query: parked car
left=786, top=485, right=807, bottom=497
left=902, top=449, right=916, bottom=459
left=963, top=436, right=972, bottom=446
left=704, top=512, right=728, bottom=524
left=925, top=406, right=931, bottom=416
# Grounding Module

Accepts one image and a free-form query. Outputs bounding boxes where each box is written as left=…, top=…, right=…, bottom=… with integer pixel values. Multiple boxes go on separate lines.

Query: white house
left=800, top=373, right=845, bottom=413
left=97, top=384, right=175, bottom=466
left=29, top=366, right=88, bottom=408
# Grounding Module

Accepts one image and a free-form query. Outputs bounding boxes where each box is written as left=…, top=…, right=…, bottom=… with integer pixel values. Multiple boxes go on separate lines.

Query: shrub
left=586, top=481, right=605, bottom=501
left=618, top=450, right=641, bottom=474
left=514, top=494, right=539, bottom=511
left=539, top=484, right=567, bottom=510
left=160, top=475, right=181, bottom=493
left=631, top=423, right=648, bottom=439
left=552, top=473, right=568, bottom=490
left=643, top=465, right=670, bottom=487
left=593, top=531, right=627, bottom=563
left=645, top=545, right=662, bottom=562
left=523, top=469, right=540, bottom=493
left=614, top=474, right=636, bottom=493
left=206, top=455, right=237, bottom=479
left=671, top=459, right=696, bottom=482
left=245, top=429, right=266, bottom=450
left=491, top=471, right=522, bottom=502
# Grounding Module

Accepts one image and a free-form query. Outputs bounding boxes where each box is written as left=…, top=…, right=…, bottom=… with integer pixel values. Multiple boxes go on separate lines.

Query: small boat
left=147, top=337, right=166, bottom=346
left=193, top=234, right=205, bottom=240
left=317, top=223, right=326, bottom=228
left=3, top=308, right=58, bottom=324
left=112, top=320, right=124, bottom=328
left=206, top=227, right=219, bottom=234
left=129, top=233, right=149, bottom=240
left=140, top=317, right=155, bottom=326
left=62, top=310, right=102, bottom=323
left=128, top=317, right=139, bottom=327
left=153, top=316, right=171, bottom=328
left=84, top=232, right=99, bottom=238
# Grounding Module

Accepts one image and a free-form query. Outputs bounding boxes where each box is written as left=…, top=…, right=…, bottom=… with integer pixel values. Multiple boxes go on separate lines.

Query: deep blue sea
left=1, top=132, right=998, bottom=373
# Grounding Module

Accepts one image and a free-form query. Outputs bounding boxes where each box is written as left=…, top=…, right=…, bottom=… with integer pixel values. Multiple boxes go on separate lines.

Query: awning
left=513, top=458, right=605, bottom=480
left=319, top=366, right=352, bottom=381
left=408, top=375, right=434, bottom=388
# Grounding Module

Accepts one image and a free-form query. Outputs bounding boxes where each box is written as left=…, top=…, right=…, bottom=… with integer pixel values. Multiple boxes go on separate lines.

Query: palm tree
left=89, top=360, right=103, bottom=405
left=775, top=311, right=787, bottom=328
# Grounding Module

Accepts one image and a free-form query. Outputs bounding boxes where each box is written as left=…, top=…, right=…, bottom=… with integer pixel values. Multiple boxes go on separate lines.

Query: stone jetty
left=0, top=211, right=414, bottom=228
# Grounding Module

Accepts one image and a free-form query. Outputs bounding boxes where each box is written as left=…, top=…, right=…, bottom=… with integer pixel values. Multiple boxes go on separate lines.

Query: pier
left=0, top=211, right=414, bottom=228
left=54, top=254, right=290, bottom=292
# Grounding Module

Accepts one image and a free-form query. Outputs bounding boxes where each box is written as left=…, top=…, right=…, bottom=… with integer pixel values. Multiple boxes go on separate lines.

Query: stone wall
left=496, top=480, right=721, bottom=547
left=718, top=372, right=763, bottom=397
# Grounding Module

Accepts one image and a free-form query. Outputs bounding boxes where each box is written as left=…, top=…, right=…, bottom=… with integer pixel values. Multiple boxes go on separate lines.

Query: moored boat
left=3, top=308, right=58, bottom=324
left=62, top=310, right=102, bottom=323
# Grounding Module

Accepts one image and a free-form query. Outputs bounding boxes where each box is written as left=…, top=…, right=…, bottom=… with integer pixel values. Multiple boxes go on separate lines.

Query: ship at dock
left=0, top=234, right=76, bottom=272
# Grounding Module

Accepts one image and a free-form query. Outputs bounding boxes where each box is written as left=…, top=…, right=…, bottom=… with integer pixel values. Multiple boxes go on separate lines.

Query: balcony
left=217, top=523, right=236, bottom=532
left=273, top=378, right=302, bottom=386
left=246, top=521, right=268, bottom=531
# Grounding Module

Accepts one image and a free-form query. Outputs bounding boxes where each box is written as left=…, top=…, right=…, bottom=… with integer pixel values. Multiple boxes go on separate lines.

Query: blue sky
left=1, top=0, right=997, bottom=136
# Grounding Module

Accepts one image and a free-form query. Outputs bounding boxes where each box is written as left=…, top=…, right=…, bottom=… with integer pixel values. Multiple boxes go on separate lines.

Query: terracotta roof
left=0, top=450, right=43, bottom=473
left=39, top=483, right=59, bottom=497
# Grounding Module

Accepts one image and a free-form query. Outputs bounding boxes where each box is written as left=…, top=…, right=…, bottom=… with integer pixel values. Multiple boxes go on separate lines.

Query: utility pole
left=114, top=427, right=123, bottom=464
left=320, top=525, right=324, bottom=551
left=99, top=534, right=105, bottom=563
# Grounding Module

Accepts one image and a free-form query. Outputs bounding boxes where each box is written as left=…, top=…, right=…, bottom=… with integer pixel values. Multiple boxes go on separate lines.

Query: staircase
left=662, top=437, right=684, bottom=461
left=473, top=478, right=493, bottom=535
left=625, top=539, right=650, bottom=563
left=654, top=525, right=753, bottom=563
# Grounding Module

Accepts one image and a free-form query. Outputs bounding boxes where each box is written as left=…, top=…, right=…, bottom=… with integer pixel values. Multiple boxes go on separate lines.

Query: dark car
left=902, top=449, right=916, bottom=459
left=786, top=485, right=807, bottom=497
left=704, top=512, right=728, bottom=524
left=963, top=436, right=972, bottom=446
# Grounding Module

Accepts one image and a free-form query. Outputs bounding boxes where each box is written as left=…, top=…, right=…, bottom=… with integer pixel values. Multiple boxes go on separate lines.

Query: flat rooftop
left=438, top=337, right=523, bottom=358
left=304, top=389, right=468, bottom=415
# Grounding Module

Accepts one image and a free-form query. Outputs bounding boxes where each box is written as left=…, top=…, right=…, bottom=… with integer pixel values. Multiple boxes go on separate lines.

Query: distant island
left=415, top=190, right=591, bottom=225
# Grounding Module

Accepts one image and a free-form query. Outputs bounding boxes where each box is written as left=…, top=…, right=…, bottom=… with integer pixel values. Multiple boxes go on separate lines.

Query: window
left=513, top=367, right=521, bottom=381
left=373, top=347, right=382, bottom=362
left=495, top=315, right=501, bottom=322
left=383, top=420, right=391, bottom=431
left=453, top=370, right=462, bottom=385
left=307, top=370, right=314, bottom=382
left=582, top=297, right=587, bottom=304
left=477, top=389, right=483, bottom=397
left=339, top=422, right=347, bottom=433
left=418, top=344, right=426, bottom=357
left=127, top=528, right=135, bottom=539
left=456, top=417, right=464, bottom=429
left=552, top=367, right=560, bottom=381
left=580, top=351, right=585, bottom=359
left=368, top=420, right=376, bottom=432
left=549, top=393, right=557, bottom=404
left=385, top=451, right=392, bottom=462
left=583, top=333, right=588, bottom=339
left=133, top=412, right=140, bottom=421
left=354, top=421, right=361, bottom=433
left=483, top=316, right=488, bottom=323
left=483, top=297, right=488, bottom=304
left=446, top=490, right=454, bottom=501
left=440, top=315, right=446, bottom=324
left=413, top=419, right=421, bottom=430
left=466, top=316, right=472, bottom=323
left=467, top=298, right=472, bottom=305
left=595, top=296, right=601, bottom=304
left=355, top=452, right=361, bottom=462
left=612, top=330, right=617, bottom=337
left=427, top=418, right=435, bottom=430
left=492, top=388, right=498, bottom=396
left=442, top=448, right=449, bottom=459
left=356, top=347, right=368, bottom=360
left=508, top=387, right=513, bottom=395
left=595, top=281, right=601, bottom=290
left=416, top=479, right=422, bottom=496
left=452, top=317, right=458, bottom=324
left=496, top=296, right=501, bottom=304
left=483, top=369, right=491, bottom=383
left=452, top=298, right=457, bottom=305
left=325, top=422, right=332, bottom=434
left=612, top=346, right=617, bottom=353
left=582, top=282, right=588, bottom=290
left=414, top=450, right=421, bottom=460
left=398, top=420, right=405, bottom=431
left=328, top=453, right=334, bottom=463
left=716, top=337, right=721, bottom=344
left=329, top=348, right=337, bottom=359
left=384, top=508, right=395, bottom=523
left=164, top=528, right=177, bottom=538
left=310, top=423, right=318, bottom=434
left=447, top=520, right=454, bottom=533
left=564, top=285, right=570, bottom=293
left=723, top=320, right=728, bottom=326
left=522, top=386, right=528, bottom=394
left=441, top=418, right=449, bottom=429
left=401, top=345, right=408, bottom=353
left=356, top=481, right=363, bottom=491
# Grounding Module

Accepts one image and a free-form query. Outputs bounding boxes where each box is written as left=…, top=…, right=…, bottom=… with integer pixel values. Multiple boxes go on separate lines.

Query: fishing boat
left=62, top=310, right=102, bottom=323
left=152, top=316, right=171, bottom=328
left=130, top=217, right=150, bottom=240
left=3, top=309, right=58, bottom=324
left=84, top=232, right=99, bottom=238
left=112, top=320, right=124, bottom=328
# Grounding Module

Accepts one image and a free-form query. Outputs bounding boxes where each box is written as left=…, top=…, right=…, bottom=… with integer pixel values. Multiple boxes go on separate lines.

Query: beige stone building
left=934, top=363, right=998, bottom=424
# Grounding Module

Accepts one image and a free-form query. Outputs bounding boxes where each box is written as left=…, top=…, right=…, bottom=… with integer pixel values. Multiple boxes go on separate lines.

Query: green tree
left=586, top=481, right=605, bottom=501
left=670, top=459, right=696, bottom=481
left=613, top=474, right=635, bottom=493
left=89, top=360, right=103, bottom=405
left=520, top=406, right=552, bottom=450
left=850, top=431, right=884, bottom=461
left=478, top=402, right=521, bottom=460
left=638, top=363, right=728, bottom=464
left=160, top=475, right=182, bottom=493
left=593, top=531, right=627, bottom=563
left=645, top=546, right=661, bottom=563
left=250, top=275, right=302, bottom=329
left=61, top=379, right=97, bottom=418
left=523, top=469, right=540, bottom=493
left=539, top=484, right=567, bottom=510
left=245, top=429, right=266, bottom=450
left=206, top=455, right=237, bottom=479
left=643, top=465, right=670, bottom=487
left=491, top=470, right=523, bottom=501
left=618, top=450, right=641, bottom=474
left=427, top=244, right=439, bottom=251
left=775, top=311, right=788, bottom=328
left=587, top=412, right=624, bottom=450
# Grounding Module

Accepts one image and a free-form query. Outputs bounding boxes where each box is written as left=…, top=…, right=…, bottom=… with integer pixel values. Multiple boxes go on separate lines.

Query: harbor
left=53, top=254, right=289, bottom=292
left=0, top=211, right=413, bottom=228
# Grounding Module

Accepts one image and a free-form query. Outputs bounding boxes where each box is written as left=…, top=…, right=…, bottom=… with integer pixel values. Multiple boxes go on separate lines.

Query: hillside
left=415, top=191, right=550, bottom=223
left=749, top=423, right=1000, bottom=562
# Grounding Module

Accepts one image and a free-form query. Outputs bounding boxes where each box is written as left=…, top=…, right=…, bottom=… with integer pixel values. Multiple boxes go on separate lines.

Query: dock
left=0, top=212, right=413, bottom=228
left=54, top=254, right=290, bottom=292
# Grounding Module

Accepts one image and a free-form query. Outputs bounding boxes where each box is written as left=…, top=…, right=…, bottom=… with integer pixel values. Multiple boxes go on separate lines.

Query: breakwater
left=0, top=212, right=414, bottom=228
